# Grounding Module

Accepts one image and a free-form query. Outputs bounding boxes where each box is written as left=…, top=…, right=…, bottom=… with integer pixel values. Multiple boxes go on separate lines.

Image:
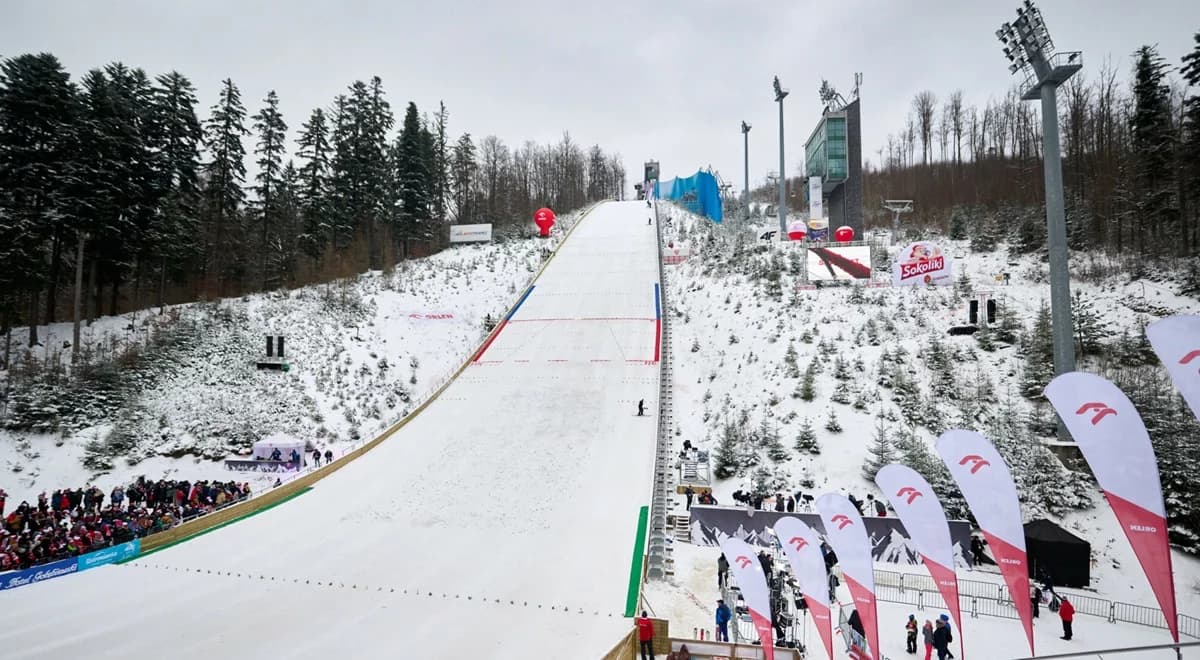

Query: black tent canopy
left=1025, top=518, right=1091, bottom=588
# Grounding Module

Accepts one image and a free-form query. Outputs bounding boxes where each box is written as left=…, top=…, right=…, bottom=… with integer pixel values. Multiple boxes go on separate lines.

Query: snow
left=644, top=204, right=1200, bottom=653
left=0, top=218, right=583, bottom=508
left=0, top=201, right=659, bottom=659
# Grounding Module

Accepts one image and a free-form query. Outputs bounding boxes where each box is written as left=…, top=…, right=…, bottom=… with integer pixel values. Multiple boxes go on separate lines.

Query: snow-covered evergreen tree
left=1021, top=302, right=1054, bottom=399
left=794, top=417, right=820, bottom=454
left=861, top=417, right=896, bottom=481
left=824, top=408, right=843, bottom=434
left=251, top=90, right=288, bottom=288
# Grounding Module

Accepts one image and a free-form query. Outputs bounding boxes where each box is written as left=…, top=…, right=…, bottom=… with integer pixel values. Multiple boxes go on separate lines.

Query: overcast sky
left=5, top=0, right=1200, bottom=194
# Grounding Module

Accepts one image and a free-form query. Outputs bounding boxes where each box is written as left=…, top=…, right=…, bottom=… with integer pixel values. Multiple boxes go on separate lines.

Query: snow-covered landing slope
left=0, top=201, right=661, bottom=660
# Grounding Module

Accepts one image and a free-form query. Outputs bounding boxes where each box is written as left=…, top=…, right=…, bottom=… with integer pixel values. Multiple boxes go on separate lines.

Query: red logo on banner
left=831, top=514, right=853, bottom=530
left=789, top=536, right=808, bottom=551
left=1076, top=401, right=1117, bottom=425
left=1179, top=349, right=1200, bottom=370
left=896, top=486, right=923, bottom=505
left=959, top=454, right=991, bottom=474
left=735, top=555, right=753, bottom=569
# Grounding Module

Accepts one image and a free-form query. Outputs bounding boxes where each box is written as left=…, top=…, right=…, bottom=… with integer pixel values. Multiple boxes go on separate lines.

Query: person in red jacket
left=635, top=610, right=655, bottom=660
left=1058, top=596, right=1075, bottom=640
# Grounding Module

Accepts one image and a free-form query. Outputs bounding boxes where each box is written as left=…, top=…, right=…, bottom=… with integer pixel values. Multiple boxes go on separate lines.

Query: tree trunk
left=131, top=255, right=143, bottom=317
left=72, top=232, right=86, bottom=364
left=109, top=280, right=120, bottom=317
left=158, top=256, right=168, bottom=313
left=2, top=308, right=11, bottom=370
left=45, top=226, right=63, bottom=325
left=27, top=290, right=39, bottom=347
left=87, top=258, right=98, bottom=326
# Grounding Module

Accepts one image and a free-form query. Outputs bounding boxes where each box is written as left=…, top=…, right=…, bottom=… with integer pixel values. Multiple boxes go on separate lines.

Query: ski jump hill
left=0, top=201, right=660, bottom=659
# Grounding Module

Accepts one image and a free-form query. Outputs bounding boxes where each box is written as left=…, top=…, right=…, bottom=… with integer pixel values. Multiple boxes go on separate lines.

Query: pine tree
left=395, top=101, right=430, bottom=249
left=1021, top=301, right=1055, bottom=398
left=824, top=408, right=843, bottom=433
left=948, top=206, right=969, bottom=239
left=713, top=421, right=739, bottom=480
left=762, top=418, right=789, bottom=463
left=200, top=78, right=249, bottom=293
left=862, top=417, right=896, bottom=481
left=1071, top=290, right=1108, bottom=357
left=450, top=133, right=477, bottom=223
left=150, top=71, right=202, bottom=307
left=832, top=381, right=852, bottom=404
left=783, top=341, right=800, bottom=378
left=794, top=418, right=820, bottom=454
left=431, top=102, right=450, bottom=224
left=251, top=90, right=288, bottom=289
left=799, top=360, right=817, bottom=401
left=296, top=107, right=332, bottom=266
left=1129, top=45, right=1179, bottom=257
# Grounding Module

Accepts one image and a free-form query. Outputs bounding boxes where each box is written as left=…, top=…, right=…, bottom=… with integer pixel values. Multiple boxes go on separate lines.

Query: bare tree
left=913, top=91, right=937, bottom=164
left=948, top=90, right=965, bottom=165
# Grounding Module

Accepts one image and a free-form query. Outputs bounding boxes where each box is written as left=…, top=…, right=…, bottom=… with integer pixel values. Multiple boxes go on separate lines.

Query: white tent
left=251, top=434, right=306, bottom=464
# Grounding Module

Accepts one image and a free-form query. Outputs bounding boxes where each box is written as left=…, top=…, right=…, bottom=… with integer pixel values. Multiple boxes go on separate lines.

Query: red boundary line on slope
left=472, top=319, right=507, bottom=362
left=653, top=318, right=661, bottom=363
left=506, top=317, right=657, bottom=323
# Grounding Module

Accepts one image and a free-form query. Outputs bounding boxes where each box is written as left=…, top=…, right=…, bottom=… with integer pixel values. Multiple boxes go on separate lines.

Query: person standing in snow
left=1058, top=596, right=1075, bottom=640
left=970, top=536, right=985, bottom=565
left=324, top=449, right=333, bottom=464
left=905, top=614, right=919, bottom=653
left=921, top=620, right=935, bottom=660
left=715, top=599, right=731, bottom=642
left=637, top=399, right=646, bottom=416
left=312, top=448, right=322, bottom=467
left=684, top=486, right=694, bottom=510
left=932, top=619, right=950, bottom=660
left=938, top=614, right=955, bottom=658
left=635, top=610, right=655, bottom=660
left=717, top=553, right=729, bottom=589
left=1031, top=584, right=1042, bottom=618
left=0, top=488, right=6, bottom=517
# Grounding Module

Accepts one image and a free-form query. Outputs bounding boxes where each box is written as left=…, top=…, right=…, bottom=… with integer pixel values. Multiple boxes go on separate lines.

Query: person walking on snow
left=637, top=399, right=645, bottom=416
left=932, top=619, right=950, bottom=660
left=635, top=610, right=655, bottom=660
left=938, top=614, right=955, bottom=658
left=1059, top=596, right=1075, bottom=640
left=906, top=614, right=919, bottom=653
left=921, top=620, right=935, bottom=660
left=715, top=599, right=731, bottom=641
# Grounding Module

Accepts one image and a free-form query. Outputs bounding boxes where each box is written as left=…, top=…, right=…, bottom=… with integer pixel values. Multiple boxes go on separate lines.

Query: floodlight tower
left=997, top=0, right=1081, bottom=382
left=774, top=76, right=789, bottom=237
left=741, top=121, right=751, bottom=222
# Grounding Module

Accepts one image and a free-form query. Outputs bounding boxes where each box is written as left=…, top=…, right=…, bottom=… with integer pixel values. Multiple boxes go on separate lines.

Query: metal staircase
left=646, top=200, right=676, bottom=581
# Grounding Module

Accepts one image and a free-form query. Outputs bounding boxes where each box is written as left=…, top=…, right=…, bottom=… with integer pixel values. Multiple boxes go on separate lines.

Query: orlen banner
left=816, top=493, right=879, bottom=660
left=718, top=537, right=775, bottom=659
left=774, top=517, right=835, bottom=660
left=1147, top=315, right=1200, bottom=421
left=1044, top=372, right=1179, bottom=643
left=809, top=176, right=823, bottom=220
left=936, top=430, right=1034, bottom=657
left=448, top=223, right=493, bottom=243
left=875, top=465, right=964, bottom=659
left=892, top=241, right=952, bottom=287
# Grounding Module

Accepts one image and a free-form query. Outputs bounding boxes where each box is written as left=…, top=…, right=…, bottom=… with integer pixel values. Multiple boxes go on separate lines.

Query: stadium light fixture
left=773, top=76, right=788, bottom=237
left=997, top=0, right=1083, bottom=437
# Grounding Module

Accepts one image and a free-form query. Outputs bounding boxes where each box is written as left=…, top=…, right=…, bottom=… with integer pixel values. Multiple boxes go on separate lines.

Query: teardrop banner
left=875, top=464, right=965, bottom=659
left=717, top=537, right=775, bottom=659
left=773, top=516, right=835, bottom=660
left=816, top=493, right=879, bottom=660
left=1044, top=372, right=1179, bottom=643
left=935, top=429, right=1034, bottom=657
left=1147, top=314, right=1200, bottom=420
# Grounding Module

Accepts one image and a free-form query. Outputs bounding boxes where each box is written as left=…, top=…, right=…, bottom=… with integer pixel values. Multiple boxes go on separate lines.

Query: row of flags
left=717, top=314, right=1198, bottom=659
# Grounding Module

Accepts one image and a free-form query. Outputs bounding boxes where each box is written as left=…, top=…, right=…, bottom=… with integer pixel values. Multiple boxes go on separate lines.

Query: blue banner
left=0, top=540, right=141, bottom=591
left=0, top=557, right=79, bottom=591
left=76, top=539, right=141, bottom=572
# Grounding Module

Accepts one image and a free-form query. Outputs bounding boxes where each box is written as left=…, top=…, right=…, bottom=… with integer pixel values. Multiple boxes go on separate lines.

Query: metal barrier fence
left=874, top=568, right=1198, bottom=638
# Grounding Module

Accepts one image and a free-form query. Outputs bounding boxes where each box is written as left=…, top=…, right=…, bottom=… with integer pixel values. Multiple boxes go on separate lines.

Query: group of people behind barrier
left=0, top=476, right=251, bottom=572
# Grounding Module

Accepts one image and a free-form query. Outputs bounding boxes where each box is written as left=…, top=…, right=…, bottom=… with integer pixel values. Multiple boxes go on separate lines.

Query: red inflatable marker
left=534, top=207, right=556, bottom=237
left=834, top=225, right=854, bottom=242
left=786, top=220, right=807, bottom=241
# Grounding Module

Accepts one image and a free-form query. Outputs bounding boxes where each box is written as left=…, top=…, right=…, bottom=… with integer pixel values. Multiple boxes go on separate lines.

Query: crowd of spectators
left=1, top=477, right=251, bottom=572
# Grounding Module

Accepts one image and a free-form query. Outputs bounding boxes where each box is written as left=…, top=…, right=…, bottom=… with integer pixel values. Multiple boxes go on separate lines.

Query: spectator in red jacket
left=635, top=610, right=655, bottom=660
left=1059, top=597, right=1075, bottom=640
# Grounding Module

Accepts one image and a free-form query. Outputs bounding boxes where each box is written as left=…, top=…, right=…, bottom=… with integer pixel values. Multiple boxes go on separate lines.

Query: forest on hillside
left=0, top=53, right=626, bottom=356
left=863, top=34, right=1200, bottom=263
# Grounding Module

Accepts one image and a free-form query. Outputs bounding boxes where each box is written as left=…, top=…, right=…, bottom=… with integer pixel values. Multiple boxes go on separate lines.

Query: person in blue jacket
left=715, top=599, right=732, bottom=641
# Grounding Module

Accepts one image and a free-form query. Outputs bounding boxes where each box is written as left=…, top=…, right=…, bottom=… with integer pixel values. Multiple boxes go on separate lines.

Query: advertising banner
left=1147, top=315, right=1200, bottom=420
left=685, top=506, right=974, bottom=566
left=816, top=494, right=880, bottom=660
left=774, top=517, right=835, bottom=660
left=718, top=537, right=775, bottom=659
left=807, top=245, right=872, bottom=280
left=0, top=557, right=78, bottom=591
left=224, top=459, right=301, bottom=473
left=449, top=223, right=493, bottom=243
left=875, top=465, right=964, bottom=659
left=936, top=429, right=1035, bottom=656
left=892, top=241, right=952, bottom=287
left=809, top=176, right=823, bottom=221
left=76, top=540, right=141, bottom=573
left=1044, top=372, right=1179, bottom=642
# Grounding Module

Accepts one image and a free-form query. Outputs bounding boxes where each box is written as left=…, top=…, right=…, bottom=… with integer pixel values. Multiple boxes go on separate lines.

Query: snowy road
left=0, top=201, right=660, bottom=659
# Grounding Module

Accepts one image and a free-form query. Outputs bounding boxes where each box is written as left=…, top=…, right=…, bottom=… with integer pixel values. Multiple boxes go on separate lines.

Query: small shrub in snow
left=824, top=408, right=843, bottom=434
left=831, top=382, right=852, bottom=405
left=794, top=418, right=820, bottom=455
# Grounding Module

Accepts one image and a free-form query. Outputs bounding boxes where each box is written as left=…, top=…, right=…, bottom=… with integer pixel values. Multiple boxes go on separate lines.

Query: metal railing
left=874, top=568, right=1199, bottom=638
left=646, top=198, right=675, bottom=581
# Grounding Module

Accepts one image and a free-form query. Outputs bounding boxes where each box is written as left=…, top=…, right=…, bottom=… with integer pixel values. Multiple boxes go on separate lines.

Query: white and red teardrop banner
left=935, top=430, right=1035, bottom=657
left=1147, top=315, right=1200, bottom=420
left=874, top=464, right=965, bottom=659
left=718, top=537, right=775, bottom=659
left=1044, top=372, right=1179, bottom=642
left=774, top=516, right=835, bottom=660
left=816, top=493, right=880, bottom=660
